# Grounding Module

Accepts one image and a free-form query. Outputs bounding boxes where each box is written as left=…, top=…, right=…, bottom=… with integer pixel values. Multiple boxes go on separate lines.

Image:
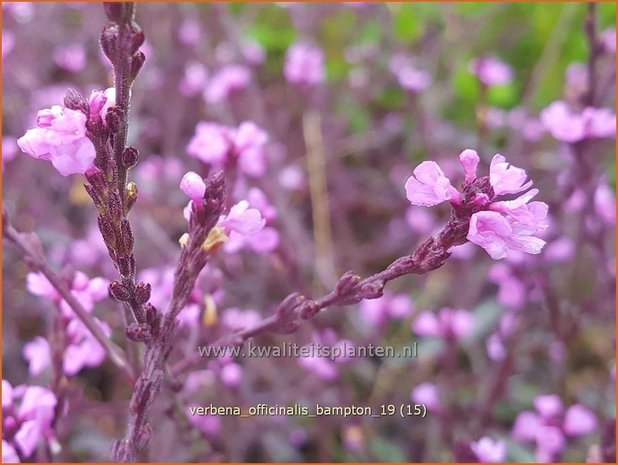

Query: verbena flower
left=17, top=105, right=96, bottom=176
left=284, top=42, right=325, bottom=86
left=540, top=100, right=616, bottom=142
left=187, top=121, right=268, bottom=177
left=204, top=64, right=250, bottom=104
left=2, top=381, right=57, bottom=460
left=470, top=437, right=506, bottom=463
left=412, top=307, right=475, bottom=340
left=512, top=394, right=597, bottom=462
left=405, top=150, right=548, bottom=259
left=469, top=56, right=513, bottom=86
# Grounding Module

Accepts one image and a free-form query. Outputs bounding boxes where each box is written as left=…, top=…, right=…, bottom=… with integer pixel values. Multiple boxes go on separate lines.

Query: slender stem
left=585, top=2, right=598, bottom=107
left=3, top=221, right=134, bottom=383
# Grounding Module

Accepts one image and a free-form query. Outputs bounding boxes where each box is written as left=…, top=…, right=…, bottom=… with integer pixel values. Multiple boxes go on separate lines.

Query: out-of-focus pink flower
left=2, top=381, right=57, bottom=459
left=247, top=188, right=277, bottom=222
left=405, top=206, right=436, bottom=235
left=411, top=382, right=441, bottom=413
left=565, top=63, right=588, bottom=100
left=220, top=307, right=261, bottom=331
left=405, top=161, right=459, bottom=207
left=470, top=437, right=506, bottom=463
left=467, top=210, right=546, bottom=260
left=219, top=363, right=244, bottom=388
left=469, top=56, right=513, bottom=86
left=179, top=62, right=209, bottom=96
left=390, top=55, right=432, bottom=92
left=544, top=236, right=574, bottom=263
left=284, top=42, right=325, bottom=86
left=242, top=40, right=266, bottom=66
left=26, top=271, right=109, bottom=318
left=412, top=308, right=474, bottom=340
left=279, top=165, right=306, bottom=190
left=180, top=171, right=206, bottom=205
left=17, top=104, right=96, bottom=176
left=204, top=64, right=251, bottom=104
left=488, top=264, right=527, bottom=309
left=23, top=337, right=51, bottom=377
left=488, top=154, right=532, bottom=195
left=298, top=352, right=338, bottom=381
left=601, top=27, right=616, bottom=53
left=594, top=181, right=616, bottom=225
left=512, top=394, right=597, bottom=461
left=53, top=43, right=86, bottom=73
left=2, top=30, right=14, bottom=59
left=2, top=136, right=19, bottom=167
left=540, top=100, right=616, bottom=142
left=359, top=292, right=413, bottom=328
left=178, top=18, right=201, bottom=45
left=62, top=318, right=111, bottom=376
left=187, top=122, right=232, bottom=165
left=187, top=121, right=269, bottom=177
left=2, top=440, right=19, bottom=463
left=88, top=87, right=116, bottom=122
left=187, top=408, right=222, bottom=436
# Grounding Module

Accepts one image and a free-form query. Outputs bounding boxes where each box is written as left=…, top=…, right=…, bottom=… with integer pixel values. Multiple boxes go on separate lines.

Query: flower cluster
left=540, top=100, right=616, bottom=143
left=24, top=271, right=111, bottom=376
left=187, top=121, right=269, bottom=177
left=513, top=394, right=597, bottom=461
left=16, top=88, right=116, bottom=176
left=284, top=42, right=325, bottom=86
left=2, top=381, right=57, bottom=462
left=405, top=150, right=549, bottom=259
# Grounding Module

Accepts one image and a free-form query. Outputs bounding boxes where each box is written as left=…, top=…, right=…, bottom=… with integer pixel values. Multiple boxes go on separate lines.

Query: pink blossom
left=404, top=161, right=459, bottom=207
left=219, top=363, right=244, bottom=388
left=179, top=171, right=206, bottom=205
left=601, top=27, right=616, bottom=53
left=565, top=63, right=588, bottom=100
left=233, top=121, right=268, bottom=177
left=278, top=165, right=306, bottom=190
left=405, top=206, right=436, bottom=235
left=219, top=200, right=265, bottom=236
left=389, top=56, right=432, bottom=92
left=242, top=40, right=266, bottom=66
left=540, top=100, right=616, bottom=142
left=220, top=307, right=262, bottom=331
left=17, top=105, right=96, bottom=176
left=247, top=188, right=277, bottom=222
left=204, top=64, right=251, bottom=104
left=53, top=43, right=86, bottom=73
left=178, top=18, right=201, bottom=45
left=594, top=181, right=616, bottom=225
left=88, top=87, right=116, bottom=122
left=187, top=408, right=222, bottom=436
left=179, top=62, right=209, bottom=96
left=2, top=30, right=14, bottom=59
left=544, top=237, right=574, bottom=263
left=467, top=210, right=546, bottom=260
left=488, top=154, right=532, bottom=195
left=2, top=440, right=19, bottom=463
left=2, top=136, right=18, bottom=167
left=469, top=56, right=513, bottom=86
left=62, top=318, right=111, bottom=375
left=2, top=381, right=57, bottom=459
left=23, top=337, right=52, bottom=377
left=470, top=437, right=506, bottom=463
left=298, top=352, right=338, bottom=381
left=359, top=292, right=413, bottom=328
left=411, top=382, right=441, bottom=413
left=412, top=308, right=474, bottom=340
left=512, top=394, right=597, bottom=461
left=488, top=264, right=526, bottom=309
left=284, top=42, right=325, bottom=86
left=187, top=122, right=232, bottom=165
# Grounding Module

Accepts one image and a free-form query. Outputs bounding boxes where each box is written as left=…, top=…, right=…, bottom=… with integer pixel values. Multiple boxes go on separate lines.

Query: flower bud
left=105, top=107, right=122, bottom=131
left=130, top=51, right=146, bottom=81
left=122, top=146, right=139, bottom=169
left=103, top=2, right=132, bottom=24
left=100, top=26, right=119, bottom=63
left=135, top=282, right=151, bottom=305
left=360, top=279, right=385, bottom=300
left=63, top=89, right=88, bottom=113
left=109, top=280, right=132, bottom=301
left=127, top=22, right=145, bottom=55
left=126, top=322, right=152, bottom=343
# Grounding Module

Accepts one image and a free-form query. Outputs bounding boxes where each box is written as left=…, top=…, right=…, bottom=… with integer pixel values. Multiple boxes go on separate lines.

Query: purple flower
left=412, top=308, right=474, bottom=340
left=404, top=161, right=460, bottom=207
left=3, top=30, right=15, bottom=59
left=469, top=56, right=513, bottom=86
left=488, top=264, right=526, bottom=309
left=359, top=291, right=413, bottom=328
left=2, top=136, right=19, bottom=168
left=540, top=100, right=616, bottom=142
left=411, top=382, right=442, bottom=413
left=88, top=87, right=116, bottom=123
left=284, top=42, right=325, bottom=86
left=512, top=394, right=597, bottom=462
left=17, top=105, right=96, bottom=176
left=219, top=200, right=265, bottom=237
left=470, top=437, right=506, bottom=463
left=601, top=27, right=616, bottom=54
left=204, top=64, right=250, bottom=104
left=187, top=121, right=268, bottom=177
left=62, top=318, right=111, bottom=376
left=179, top=62, right=209, bottom=96
left=488, top=154, right=533, bottom=195
left=179, top=171, right=206, bottom=206
left=2, top=381, right=57, bottom=459
left=467, top=210, right=545, bottom=260
left=53, top=43, right=86, bottom=73
left=23, top=337, right=52, bottom=377
left=389, top=55, right=432, bottom=92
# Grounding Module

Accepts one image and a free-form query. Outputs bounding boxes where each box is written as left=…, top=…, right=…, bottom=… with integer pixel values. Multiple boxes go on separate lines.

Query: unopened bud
left=100, top=26, right=119, bottom=63
left=126, top=322, right=152, bottom=343
left=135, top=282, right=151, bottom=305
left=130, top=51, right=146, bottom=81
left=109, top=281, right=132, bottom=301
left=122, top=147, right=139, bottom=169
left=127, top=22, right=145, bottom=55
left=103, top=2, right=131, bottom=24
left=64, top=89, right=88, bottom=113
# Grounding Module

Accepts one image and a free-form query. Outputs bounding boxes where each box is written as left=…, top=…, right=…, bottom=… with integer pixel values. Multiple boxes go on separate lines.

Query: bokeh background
left=2, top=2, right=616, bottom=462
